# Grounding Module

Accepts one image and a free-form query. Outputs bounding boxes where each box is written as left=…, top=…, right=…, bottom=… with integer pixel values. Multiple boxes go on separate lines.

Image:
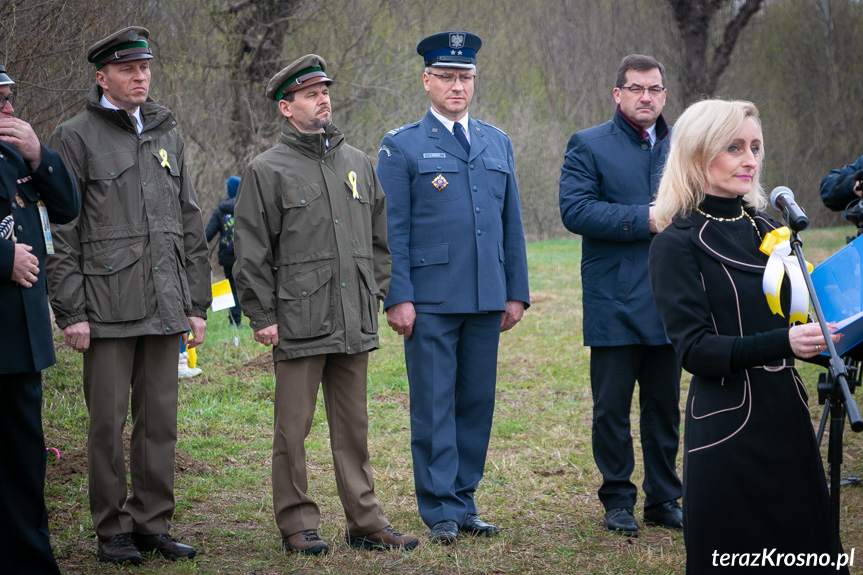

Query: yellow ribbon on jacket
left=348, top=170, right=359, bottom=199
left=159, top=149, right=171, bottom=169
left=759, top=226, right=812, bottom=324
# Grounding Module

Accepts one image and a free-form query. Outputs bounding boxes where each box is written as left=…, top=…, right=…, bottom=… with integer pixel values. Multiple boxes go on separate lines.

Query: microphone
left=770, top=186, right=809, bottom=232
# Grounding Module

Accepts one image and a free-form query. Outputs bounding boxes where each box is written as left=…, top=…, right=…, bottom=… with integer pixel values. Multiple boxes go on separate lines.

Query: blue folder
left=810, top=234, right=863, bottom=356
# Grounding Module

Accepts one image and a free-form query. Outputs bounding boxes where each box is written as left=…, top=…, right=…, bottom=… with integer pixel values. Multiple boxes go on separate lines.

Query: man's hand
left=0, top=118, right=41, bottom=169
left=64, top=321, right=91, bottom=352
left=11, top=242, right=39, bottom=288
left=386, top=301, right=416, bottom=340
left=184, top=316, right=207, bottom=348
left=500, top=300, right=525, bottom=332
left=253, top=324, right=279, bottom=347
left=648, top=205, right=659, bottom=234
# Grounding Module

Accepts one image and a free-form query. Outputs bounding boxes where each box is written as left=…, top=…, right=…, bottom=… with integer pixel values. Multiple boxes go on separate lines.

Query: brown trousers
left=82, top=335, right=180, bottom=537
left=273, top=353, right=388, bottom=537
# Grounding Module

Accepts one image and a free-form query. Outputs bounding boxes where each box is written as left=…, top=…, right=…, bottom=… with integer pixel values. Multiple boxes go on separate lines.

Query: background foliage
left=2, top=0, right=862, bottom=240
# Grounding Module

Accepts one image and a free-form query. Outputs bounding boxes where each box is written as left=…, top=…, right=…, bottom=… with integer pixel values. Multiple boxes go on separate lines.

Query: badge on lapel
left=431, top=174, right=448, bottom=191
left=14, top=191, right=24, bottom=208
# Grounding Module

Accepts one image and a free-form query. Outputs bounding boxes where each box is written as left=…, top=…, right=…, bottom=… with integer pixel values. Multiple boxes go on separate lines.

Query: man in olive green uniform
left=46, top=27, right=210, bottom=565
left=233, top=54, right=417, bottom=556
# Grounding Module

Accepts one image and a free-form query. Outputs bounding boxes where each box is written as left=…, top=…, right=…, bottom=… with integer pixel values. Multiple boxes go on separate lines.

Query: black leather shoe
left=644, top=500, right=683, bottom=531
left=429, top=520, right=459, bottom=544
left=97, top=533, right=142, bottom=565
left=460, top=514, right=500, bottom=536
left=604, top=508, right=639, bottom=536
left=133, top=533, right=196, bottom=560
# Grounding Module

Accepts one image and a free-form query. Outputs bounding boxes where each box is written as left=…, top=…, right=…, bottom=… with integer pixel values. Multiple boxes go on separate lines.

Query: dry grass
left=41, top=232, right=863, bottom=574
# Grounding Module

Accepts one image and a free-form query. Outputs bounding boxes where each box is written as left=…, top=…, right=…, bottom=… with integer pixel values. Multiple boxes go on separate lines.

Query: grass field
left=43, top=230, right=863, bottom=574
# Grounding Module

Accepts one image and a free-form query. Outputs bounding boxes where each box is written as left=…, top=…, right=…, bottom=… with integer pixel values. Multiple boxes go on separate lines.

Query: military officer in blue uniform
left=0, top=64, right=80, bottom=574
left=376, top=31, right=530, bottom=544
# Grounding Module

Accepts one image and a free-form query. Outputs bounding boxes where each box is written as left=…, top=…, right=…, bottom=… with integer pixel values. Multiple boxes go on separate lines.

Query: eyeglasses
left=618, top=84, right=665, bottom=97
left=0, top=94, right=13, bottom=109
left=428, top=72, right=476, bottom=86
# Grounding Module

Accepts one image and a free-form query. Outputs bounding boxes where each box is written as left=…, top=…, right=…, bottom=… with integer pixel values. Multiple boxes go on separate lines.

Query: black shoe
left=644, top=500, right=683, bottom=531
left=133, top=533, right=196, bottom=560
left=604, top=508, right=639, bottom=536
left=429, top=520, right=459, bottom=544
left=282, top=529, right=329, bottom=555
left=460, top=514, right=500, bottom=536
left=97, top=533, right=142, bottom=565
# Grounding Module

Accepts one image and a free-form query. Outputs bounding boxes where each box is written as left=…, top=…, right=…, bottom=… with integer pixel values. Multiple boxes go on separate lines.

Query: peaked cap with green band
left=266, top=54, right=333, bottom=101
left=88, top=26, right=153, bottom=70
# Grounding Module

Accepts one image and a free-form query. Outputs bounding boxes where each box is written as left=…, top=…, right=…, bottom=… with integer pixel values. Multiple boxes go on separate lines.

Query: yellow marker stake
left=348, top=170, right=359, bottom=199
left=159, top=149, right=171, bottom=169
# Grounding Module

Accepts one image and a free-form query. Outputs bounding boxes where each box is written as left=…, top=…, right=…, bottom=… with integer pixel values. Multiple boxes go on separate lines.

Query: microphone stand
left=788, top=226, right=863, bottom=559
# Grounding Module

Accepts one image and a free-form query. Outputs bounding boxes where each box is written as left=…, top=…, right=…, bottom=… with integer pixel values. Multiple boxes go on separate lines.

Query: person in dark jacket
left=46, top=27, right=210, bottom=565
left=233, top=54, right=417, bottom=555
left=206, top=175, right=242, bottom=325
left=0, top=64, right=80, bottom=574
left=649, top=98, right=847, bottom=575
left=820, top=153, right=863, bottom=211
left=558, top=54, right=682, bottom=536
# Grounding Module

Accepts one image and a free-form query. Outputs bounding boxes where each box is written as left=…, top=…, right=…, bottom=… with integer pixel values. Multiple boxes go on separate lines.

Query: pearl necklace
left=696, top=206, right=762, bottom=242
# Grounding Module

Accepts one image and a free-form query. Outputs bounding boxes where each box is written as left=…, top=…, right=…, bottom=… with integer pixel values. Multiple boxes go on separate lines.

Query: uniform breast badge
left=431, top=174, right=448, bottom=191
left=14, top=191, right=24, bottom=208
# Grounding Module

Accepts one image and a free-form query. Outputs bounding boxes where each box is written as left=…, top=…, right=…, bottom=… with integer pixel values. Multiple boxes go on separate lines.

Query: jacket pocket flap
left=418, top=158, right=458, bottom=174
left=278, top=263, right=332, bottom=300
left=691, top=378, right=747, bottom=419
left=280, top=183, right=322, bottom=209
left=410, top=244, right=449, bottom=267
left=151, top=150, right=180, bottom=177
left=87, top=152, right=136, bottom=181
left=82, top=239, right=145, bottom=276
left=482, top=155, right=509, bottom=173
left=356, top=259, right=380, bottom=295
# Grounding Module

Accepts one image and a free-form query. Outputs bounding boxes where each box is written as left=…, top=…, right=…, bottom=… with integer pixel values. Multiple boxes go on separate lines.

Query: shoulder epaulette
left=476, top=119, right=507, bottom=137
left=386, top=121, right=420, bottom=137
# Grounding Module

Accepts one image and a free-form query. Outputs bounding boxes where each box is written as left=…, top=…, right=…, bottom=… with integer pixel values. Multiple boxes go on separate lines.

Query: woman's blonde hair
left=654, top=99, right=767, bottom=230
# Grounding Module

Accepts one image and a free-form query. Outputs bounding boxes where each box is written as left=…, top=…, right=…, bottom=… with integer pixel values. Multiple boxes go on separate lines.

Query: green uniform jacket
left=233, top=120, right=390, bottom=362
left=46, top=85, right=211, bottom=338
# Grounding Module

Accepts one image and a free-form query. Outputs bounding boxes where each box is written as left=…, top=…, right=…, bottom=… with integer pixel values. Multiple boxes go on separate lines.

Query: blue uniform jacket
left=377, top=110, right=529, bottom=313
left=559, top=109, right=670, bottom=347
left=0, top=142, right=79, bottom=374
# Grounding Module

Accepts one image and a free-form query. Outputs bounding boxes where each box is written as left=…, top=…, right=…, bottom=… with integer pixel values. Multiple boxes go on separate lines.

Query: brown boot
left=282, top=529, right=329, bottom=555
left=346, top=525, right=419, bottom=551
left=97, top=533, right=142, bottom=565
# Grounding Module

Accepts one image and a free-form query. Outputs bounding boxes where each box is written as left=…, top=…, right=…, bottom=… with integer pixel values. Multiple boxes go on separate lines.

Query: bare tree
left=668, top=0, right=765, bottom=106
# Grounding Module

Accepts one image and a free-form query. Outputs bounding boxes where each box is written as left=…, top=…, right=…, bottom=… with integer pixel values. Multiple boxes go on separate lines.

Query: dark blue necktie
left=453, top=122, right=470, bottom=154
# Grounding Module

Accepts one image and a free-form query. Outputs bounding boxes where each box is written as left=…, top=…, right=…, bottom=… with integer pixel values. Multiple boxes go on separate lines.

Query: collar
left=616, top=106, right=669, bottom=143
left=100, top=94, right=143, bottom=134
left=279, top=119, right=344, bottom=159
left=430, top=107, right=470, bottom=143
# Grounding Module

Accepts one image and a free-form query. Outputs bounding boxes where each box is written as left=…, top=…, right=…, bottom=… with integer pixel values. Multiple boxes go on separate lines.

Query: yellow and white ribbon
left=159, top=149, right=171, bottom=169
left=759, top=226, right=812, bottom=324
left=348, top=170, right=359, bottom=199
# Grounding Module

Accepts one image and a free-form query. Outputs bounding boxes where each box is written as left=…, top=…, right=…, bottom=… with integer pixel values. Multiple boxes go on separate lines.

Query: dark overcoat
left=559, top=109, right=670, bottom=346
left=649, top=201, right=842, bottom=574
left=0, top=142, right=78, bottom=374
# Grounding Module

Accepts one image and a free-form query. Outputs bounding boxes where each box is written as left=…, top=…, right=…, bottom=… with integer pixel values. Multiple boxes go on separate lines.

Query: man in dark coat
left=205, top=175, right=242, bottom=325
left=0, top=64, right=80, bottom=574
left=558, top=54, right=682, bottom=536
left=820, top=153, right=863, bottom=211
left=376, top=32, right=530, bottom=544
